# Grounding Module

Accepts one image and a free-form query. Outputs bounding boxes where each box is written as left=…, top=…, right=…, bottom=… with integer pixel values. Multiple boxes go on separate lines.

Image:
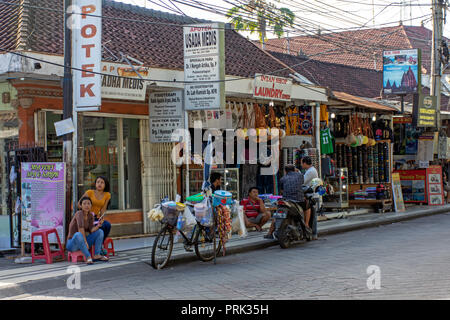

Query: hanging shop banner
left=438, top=134, right=448, bottom=159
left=253, top=74, right=292, bottom=101
left=101, top=63, right=149, bottom=101
left=392, top=173, right=405, bottom=212
left=412, top=94, right=437, bottom=127
left=183, top=23, right=225, bottom=111
left=72, top=0, right=102, bottom=110
left=446, top=138, right=450, bottom=159
left=149, top=91, right=184, bottom=143
left=21, top=163, right=66, bottom=244
left=383, top=49, right=421, bottom=95
left=417, top=135, right=435, bottom=162
left=427, top=165, right=444, bottom=205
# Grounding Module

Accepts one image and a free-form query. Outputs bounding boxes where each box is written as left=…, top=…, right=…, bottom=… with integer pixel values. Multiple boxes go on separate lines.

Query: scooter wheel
left=278, top=223, right=291, bottom=249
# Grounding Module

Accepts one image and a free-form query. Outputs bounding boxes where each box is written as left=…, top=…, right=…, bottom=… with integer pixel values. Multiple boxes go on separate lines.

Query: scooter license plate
left=273, top=211, right=287, bottom=219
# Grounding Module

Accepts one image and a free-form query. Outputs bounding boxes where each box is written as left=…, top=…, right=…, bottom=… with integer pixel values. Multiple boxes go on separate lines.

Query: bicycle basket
left=162, top=205, right=180, bottom=226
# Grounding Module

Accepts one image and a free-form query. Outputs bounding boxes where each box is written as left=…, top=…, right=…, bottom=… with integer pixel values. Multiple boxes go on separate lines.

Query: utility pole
left=430, top=0, right=446, bottom=130
left=63, top=0, right=73, bottom=226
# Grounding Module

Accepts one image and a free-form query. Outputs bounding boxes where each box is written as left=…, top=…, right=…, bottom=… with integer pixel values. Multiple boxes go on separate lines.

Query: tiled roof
left=0, top=0, right=293, bottom=78
left=262, top=25, right=441, bottom=73
left=269, top=51, right=382, bottom=98
left=0, top=0, right=20, bottom=52
left=332, top=91, right=397, bottom=112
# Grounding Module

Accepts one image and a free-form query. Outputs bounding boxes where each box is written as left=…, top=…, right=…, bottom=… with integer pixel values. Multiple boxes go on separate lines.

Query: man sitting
left=241, top=187, right=271, bottom=231
left=264, top=164, right=306, bottom=239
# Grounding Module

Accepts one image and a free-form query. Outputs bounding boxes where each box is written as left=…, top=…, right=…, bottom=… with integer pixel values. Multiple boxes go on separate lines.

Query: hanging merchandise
left=320, top=127, right=334, bottom=155
left=247, top=103, right=255, bottom=129
left=286, top=105, right=299, bottom=136
left=216, top=204, right=232, bottom=256
left=320, top=104, right=329, bottom=125
left=298, top=105, right=313, bottom=135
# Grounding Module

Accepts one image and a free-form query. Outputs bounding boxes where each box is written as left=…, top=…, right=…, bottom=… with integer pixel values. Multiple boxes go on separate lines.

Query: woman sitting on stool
left=67, top=196, right=109, bottom=264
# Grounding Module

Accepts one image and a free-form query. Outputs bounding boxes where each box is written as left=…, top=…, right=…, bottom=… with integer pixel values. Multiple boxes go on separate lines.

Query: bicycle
left=151, top=204, right=222, bottom=270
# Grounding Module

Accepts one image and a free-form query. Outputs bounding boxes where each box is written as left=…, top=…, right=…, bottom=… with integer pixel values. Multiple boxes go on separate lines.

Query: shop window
left=123, top=119, right=142, bottom=209
left=46, top=112, right=63, bottom=161
left=82, top=117, right=120, bottom=210
left=82, top=116, right=142, bottom=211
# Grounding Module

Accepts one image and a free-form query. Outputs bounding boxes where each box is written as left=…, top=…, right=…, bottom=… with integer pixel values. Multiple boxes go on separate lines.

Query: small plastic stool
left=67, top=251, right=87, bottom=263
left=103, top=238, right=115, bottom=257
left=68, top=246, right=95, bottom=263
left=31, top=228, right=65, bottom=264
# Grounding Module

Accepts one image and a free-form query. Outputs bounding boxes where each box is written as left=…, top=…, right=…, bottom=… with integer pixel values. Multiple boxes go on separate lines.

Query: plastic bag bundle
left=237, top=205, right=248, bottom=238
left=183, top=205, right=197, bottom=227
left=148, top=205, right=164, bottom=222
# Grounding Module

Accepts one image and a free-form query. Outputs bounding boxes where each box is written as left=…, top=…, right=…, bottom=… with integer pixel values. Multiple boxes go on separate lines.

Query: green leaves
left=226, top=1, right=296, bottom=43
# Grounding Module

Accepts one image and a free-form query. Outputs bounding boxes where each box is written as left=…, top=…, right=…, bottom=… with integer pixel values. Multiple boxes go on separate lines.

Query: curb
left=1, top=206, right=449, bottom=298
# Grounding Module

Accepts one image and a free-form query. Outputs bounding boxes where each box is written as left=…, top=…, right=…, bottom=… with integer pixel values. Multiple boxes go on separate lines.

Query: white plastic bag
left=237, top=205, right=248, bottom=238
left=183, top=206, right=197, bottom=227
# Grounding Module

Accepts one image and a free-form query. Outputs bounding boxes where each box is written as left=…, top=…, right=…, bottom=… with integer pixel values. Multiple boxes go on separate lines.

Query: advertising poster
left=101, top=62, right=150, bottom=101
left=72, top=0, right=102, bottom=110
left=21, top=163, right=65, bottom=244
left=395, top=169, right=427, bottom=203
left=183, top=23, right=225, bottom=111
left=383, top=49, right=420, bottom=95
left=412, top=94, right=437, bottom=128
left=392, top=173, right=405, bottom=212
left=427, top=165, right=444, bottom=205
left=149, top=91, right=184, bottom=143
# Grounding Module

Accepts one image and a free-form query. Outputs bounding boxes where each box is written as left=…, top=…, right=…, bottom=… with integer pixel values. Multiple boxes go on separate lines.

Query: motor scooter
left=273, top=179, right=324, bottom=248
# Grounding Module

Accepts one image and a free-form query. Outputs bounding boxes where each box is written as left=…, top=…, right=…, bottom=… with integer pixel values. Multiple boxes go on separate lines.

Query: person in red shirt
left=240, top=187, right=271, bottom=231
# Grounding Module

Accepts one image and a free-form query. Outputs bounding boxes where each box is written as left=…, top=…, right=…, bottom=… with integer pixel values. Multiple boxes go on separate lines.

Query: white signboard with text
left=72, top=0, right=102, bottom=110
left=183, top=23, right=225, bottom=111
left=101, top=63, right=149, bottom=101
left=149, top=91, right=184, bottom=143
left=253, top=74, right=292, bottom=101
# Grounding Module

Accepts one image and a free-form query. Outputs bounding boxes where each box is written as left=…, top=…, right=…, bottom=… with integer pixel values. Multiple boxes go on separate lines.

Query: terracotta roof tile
left=262, top=25, right=443, bottom=73
left=269, top=51, right=382, bottom=98
left=1, top=0, right=292, bottom=79
left=0, top=0, right=20, bottom=52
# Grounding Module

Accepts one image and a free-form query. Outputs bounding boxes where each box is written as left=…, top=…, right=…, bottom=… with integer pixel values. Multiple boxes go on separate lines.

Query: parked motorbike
left=273, top=178, right=325, bottom=249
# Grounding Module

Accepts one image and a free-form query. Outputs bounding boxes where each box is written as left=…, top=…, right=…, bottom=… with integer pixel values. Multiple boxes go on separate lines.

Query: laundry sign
left=253, top=74, right=292, bottom=101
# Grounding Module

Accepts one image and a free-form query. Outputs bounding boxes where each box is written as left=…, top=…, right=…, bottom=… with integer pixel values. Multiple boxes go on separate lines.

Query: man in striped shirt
left=241, top=187, right=271, bottom=231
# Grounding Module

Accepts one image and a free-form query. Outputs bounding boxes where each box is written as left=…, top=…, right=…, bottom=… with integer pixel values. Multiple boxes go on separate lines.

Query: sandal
left=86, top=257, right=94, bottom=265
left=93, top=255, right=109, bottom=262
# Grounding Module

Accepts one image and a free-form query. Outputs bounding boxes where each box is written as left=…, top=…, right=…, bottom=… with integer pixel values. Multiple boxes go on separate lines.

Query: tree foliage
left=226, top=0, right=295, bottom=44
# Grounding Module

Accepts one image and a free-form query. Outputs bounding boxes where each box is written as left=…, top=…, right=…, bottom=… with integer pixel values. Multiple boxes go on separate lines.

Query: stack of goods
left=334, top=142, right=390, bottom=184
left=365, top=187, right=377, bottom=200
left=352, top=189, right=367, bottom=200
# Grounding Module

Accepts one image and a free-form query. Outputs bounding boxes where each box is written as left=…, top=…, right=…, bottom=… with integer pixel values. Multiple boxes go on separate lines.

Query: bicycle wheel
left=151, top=224, right=174, bottom=269
left=194, top=224, right=221, bottom=262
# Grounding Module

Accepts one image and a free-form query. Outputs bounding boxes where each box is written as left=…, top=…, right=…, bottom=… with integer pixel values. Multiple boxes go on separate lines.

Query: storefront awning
left=330, top=91, right=397, bottom=112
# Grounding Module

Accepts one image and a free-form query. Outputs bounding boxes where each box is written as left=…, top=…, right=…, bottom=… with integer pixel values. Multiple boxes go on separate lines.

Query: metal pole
left=315, top=102, right=321, bottom=178
left=401, top=94, right=405, bottom=114
left=185, top=110, right=190, bottom=198
left=431, top=0, right=444, bottom=130
left=63, top=0, right=73, bottom=222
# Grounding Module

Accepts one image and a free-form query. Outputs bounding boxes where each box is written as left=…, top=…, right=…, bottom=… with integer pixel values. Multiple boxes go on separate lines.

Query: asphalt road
left=5, top=212, right=450, bottom=300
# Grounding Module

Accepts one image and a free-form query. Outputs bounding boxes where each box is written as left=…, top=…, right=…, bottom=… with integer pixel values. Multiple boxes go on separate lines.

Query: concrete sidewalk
left=0, top=203, right=449, bottom=298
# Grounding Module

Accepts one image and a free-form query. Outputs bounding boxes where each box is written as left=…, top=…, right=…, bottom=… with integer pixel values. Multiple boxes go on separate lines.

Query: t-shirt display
left=320, top=127, right=334, bottom=154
